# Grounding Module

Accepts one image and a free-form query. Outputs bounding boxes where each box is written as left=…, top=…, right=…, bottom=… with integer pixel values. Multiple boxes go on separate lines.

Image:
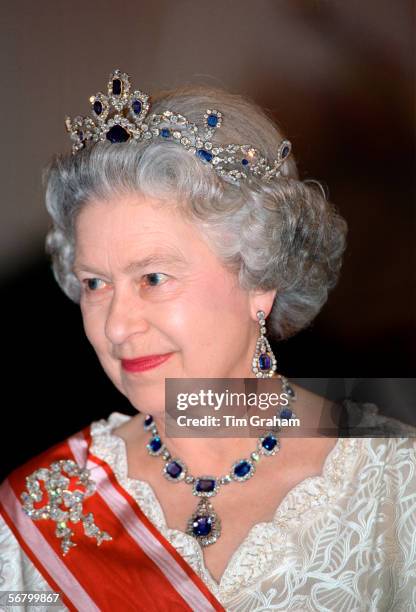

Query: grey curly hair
left=43, top=85, right=347, bottom=341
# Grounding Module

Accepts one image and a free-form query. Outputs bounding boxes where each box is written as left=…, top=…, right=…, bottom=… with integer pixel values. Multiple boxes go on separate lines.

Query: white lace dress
left=1, top=407, right=415, bottom=611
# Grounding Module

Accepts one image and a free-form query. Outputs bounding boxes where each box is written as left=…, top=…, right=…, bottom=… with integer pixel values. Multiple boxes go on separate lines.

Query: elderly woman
left=0, top=69, right=414, bottom=611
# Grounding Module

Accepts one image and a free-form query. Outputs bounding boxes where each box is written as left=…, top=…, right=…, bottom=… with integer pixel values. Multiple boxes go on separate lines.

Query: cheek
left=80, top=304, right=105, bottom=350
left=197, top=269, right=247, bottom=316
left=165, top=272, right=246, bottom=342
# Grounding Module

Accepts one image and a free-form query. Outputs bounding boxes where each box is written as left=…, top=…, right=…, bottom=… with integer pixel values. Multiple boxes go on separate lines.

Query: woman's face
left=73, top=192, right=275, bottom=414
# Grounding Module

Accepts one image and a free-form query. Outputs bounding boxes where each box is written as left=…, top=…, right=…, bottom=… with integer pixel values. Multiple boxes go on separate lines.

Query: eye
left=82, top=278, right=107, bottom=292
left=141, top=273, right=168, bottom=287
left=80, top=273, right=168, bottom=294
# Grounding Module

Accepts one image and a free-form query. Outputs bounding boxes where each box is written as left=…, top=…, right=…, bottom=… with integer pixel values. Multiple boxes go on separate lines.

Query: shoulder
left=345, top=433, right=416, bottom=513
left=0, top=412, right=130, bottom=592
left=360, top=435, right=416, bottom=467
left=0, top=410, right=132, bottom=510
left=339, top=401, right=416, bottom=483
left=0, top=411, right=131, bottom=528
left=2, top=412, right=132, bottom=485
left=338, top=398, right=416, bottom=438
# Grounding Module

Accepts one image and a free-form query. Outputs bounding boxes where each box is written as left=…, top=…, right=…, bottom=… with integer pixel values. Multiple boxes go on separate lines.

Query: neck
left=141, top=378, right=338, bottom=476
left=143, top=372, right=292, bottom=476
left=115, top=375, right=339, bottom=482
left=151, top=415, right=262, bottom=476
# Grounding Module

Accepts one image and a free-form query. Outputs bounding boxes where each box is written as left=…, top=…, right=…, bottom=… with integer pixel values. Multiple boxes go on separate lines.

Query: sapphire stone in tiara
left=112, top=78, right=122, bottom=95
left=132, top=99, right=142, bottom=114
left=93, top=100, right=103, bottom=115
left=65, top=68, right=293, bottom=184
left=207, top=114, right=218, bottom=128
left=197, top=149, right=213, bottom=163
left=106, top=125, right=130, bottom=143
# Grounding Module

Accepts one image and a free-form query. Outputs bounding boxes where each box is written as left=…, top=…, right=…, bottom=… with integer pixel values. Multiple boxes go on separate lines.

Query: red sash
left=0, top=426, right=225, bottom=612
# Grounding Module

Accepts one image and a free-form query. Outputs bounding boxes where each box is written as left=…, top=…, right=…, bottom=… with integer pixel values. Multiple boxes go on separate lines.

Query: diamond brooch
left=20, top=459, right=112, bottom=556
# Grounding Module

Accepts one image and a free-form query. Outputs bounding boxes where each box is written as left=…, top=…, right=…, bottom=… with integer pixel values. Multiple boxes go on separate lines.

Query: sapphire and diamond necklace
left=144, top=375, right=296, bottom=547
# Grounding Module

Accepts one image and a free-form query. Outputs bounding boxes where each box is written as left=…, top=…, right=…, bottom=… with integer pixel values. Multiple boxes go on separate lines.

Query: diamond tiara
left=65, top=68, right=292, bottom=184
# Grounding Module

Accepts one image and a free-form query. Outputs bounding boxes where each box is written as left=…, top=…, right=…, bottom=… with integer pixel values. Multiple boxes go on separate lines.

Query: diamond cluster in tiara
left=65, top=68, right=292, bottom=184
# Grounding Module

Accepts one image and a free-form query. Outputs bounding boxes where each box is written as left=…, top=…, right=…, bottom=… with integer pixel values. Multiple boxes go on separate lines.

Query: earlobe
left=249, top=288, right=277, bottom=321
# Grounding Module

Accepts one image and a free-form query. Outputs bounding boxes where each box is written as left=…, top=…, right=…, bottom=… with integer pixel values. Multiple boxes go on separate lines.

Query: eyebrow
left=73, top=253, right=187, bottom=276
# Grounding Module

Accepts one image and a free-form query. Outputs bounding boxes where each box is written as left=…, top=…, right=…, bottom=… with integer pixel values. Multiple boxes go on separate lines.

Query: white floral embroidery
left=1, top=406, right=415, bottom=612
left=89, top=411, right=416, bottom=611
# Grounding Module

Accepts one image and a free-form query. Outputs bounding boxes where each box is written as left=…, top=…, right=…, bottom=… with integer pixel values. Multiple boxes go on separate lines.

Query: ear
left=248, top=288, right=277, bottom=322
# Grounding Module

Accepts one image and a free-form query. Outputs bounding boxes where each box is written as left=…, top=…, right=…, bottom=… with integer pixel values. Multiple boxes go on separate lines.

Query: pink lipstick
left=121, top=353, right=174, bottom=373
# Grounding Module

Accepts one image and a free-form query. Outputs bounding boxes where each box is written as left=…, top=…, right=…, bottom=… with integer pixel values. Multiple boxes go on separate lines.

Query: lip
left=121, top=352, right=174, bottom=372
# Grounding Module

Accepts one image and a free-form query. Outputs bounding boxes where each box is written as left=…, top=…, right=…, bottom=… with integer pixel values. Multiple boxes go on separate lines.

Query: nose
left=104, top=285, right=150, bottom=345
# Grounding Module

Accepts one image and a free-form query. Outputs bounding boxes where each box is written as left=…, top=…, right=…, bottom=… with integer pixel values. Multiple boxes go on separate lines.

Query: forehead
left=76, top=193, right=183, bottom=233
left=74, top=193, right=214, bottom=266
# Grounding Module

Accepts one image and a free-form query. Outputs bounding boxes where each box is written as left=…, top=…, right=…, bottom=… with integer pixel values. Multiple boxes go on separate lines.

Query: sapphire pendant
left=187, top=498, right=221, bottom=547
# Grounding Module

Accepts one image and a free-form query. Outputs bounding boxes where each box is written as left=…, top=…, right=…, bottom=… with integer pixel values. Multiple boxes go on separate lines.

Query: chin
left=126, top=384, right=166, bottom=415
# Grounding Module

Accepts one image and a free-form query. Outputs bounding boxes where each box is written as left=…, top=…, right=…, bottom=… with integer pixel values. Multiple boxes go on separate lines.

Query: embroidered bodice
left=1, top=404, right=415, bottom=611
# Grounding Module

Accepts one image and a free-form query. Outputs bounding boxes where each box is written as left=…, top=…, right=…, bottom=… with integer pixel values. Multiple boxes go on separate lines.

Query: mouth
left=121, top=352, right=174, bottom=373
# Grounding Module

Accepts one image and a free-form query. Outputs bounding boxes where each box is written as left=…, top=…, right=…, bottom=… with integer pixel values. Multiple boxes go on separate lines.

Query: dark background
left=1, top=0, right=415, bottom=480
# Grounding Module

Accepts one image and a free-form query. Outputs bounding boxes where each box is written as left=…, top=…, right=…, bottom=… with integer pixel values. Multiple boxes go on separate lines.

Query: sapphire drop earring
left=251, top=311, right=277, bottom=378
